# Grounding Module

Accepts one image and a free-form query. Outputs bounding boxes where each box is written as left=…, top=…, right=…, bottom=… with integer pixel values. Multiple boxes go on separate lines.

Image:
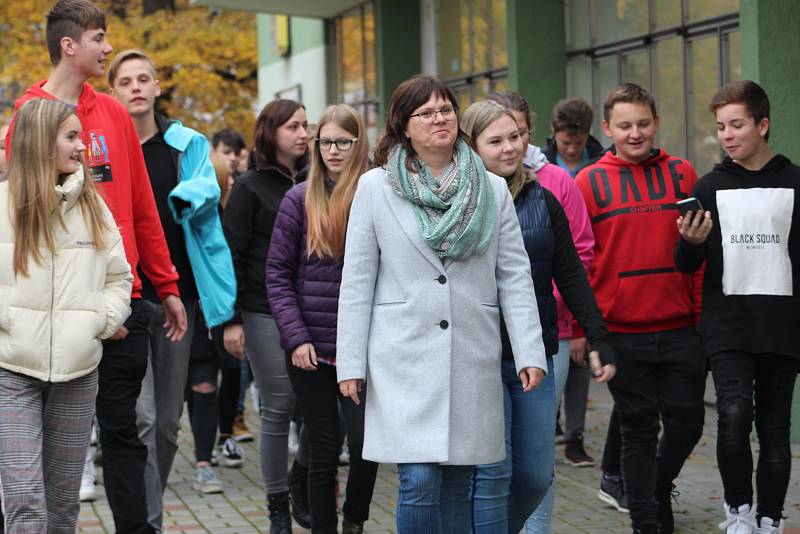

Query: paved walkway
left=78, top=380, right=800, bottom=533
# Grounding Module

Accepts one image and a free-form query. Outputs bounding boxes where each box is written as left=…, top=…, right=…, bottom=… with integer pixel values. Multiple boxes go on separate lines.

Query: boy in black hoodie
left=675, top=80, right=800, bottom=534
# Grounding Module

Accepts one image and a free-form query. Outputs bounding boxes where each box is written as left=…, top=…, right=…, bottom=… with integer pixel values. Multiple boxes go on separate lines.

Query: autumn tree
left=0, top=0, right=258, bottom=143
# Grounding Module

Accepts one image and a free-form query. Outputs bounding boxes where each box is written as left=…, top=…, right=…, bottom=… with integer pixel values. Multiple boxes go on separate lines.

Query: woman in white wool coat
left=0, top=99, right=132, bottom=532
left=336, top=75, right=547, bottom=534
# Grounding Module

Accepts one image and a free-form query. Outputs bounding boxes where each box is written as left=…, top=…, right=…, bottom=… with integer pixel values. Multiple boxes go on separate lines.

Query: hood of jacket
left=712, top=154, right=791, bottom=178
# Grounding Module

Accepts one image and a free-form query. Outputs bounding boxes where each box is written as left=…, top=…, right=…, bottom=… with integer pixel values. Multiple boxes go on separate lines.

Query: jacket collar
left=55, top=165, right=85, bottom=213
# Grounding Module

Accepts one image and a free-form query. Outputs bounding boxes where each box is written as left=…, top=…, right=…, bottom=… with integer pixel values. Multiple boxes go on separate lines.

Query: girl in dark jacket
left=461, top=99, right=616, bottom=533
left=266, top=104, right=378, bottom=534
left=222, top=99, right=309, bottom=533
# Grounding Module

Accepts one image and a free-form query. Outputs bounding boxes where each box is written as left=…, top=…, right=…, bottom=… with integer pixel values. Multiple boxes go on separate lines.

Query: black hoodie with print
left=675, top=155, right=800, bottom=359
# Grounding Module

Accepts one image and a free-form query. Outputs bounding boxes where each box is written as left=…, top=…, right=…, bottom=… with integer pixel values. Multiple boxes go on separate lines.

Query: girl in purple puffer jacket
left=266, top=104, right=378, bottom=534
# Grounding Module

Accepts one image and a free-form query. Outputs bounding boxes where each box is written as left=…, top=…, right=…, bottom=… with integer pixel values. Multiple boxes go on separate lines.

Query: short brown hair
left=709, top=80, right=770, bottom=140
left=46, top=0, right=106, bottom=66
left=107, top=49, right=157, bottom=86
left=603, top=83, right=657, bottom=122
left=252, top=99, right=308, bottom=173
left=489, top=90, right=536, bottom=133
left=552, top=98, right=593, bottom=134
left=373, top=75, right=467, bottom=169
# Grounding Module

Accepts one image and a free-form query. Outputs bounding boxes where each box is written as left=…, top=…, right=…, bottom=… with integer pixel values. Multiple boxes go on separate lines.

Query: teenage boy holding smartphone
left=675, top=80, right=799, bottom=534
left=574, top=83, right=705, bottom=534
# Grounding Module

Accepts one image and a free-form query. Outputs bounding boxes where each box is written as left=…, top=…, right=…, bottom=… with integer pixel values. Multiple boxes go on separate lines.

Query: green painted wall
left=507, top=0, right=566, bottom=132
left=741, top=0, right=800, bottom=442
left=740, top=0, right=800, bottom=163
left=375, top=0, right=421, bottom=121
left=257, top=14, right=325, bottom=68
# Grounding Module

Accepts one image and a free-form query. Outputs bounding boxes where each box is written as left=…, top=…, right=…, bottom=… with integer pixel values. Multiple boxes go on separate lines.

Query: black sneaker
left=598, top=473, right=629, bottom=513
left=656, top=483, right=679, bottom=534
left=633, top=522, right=661, bottom=534
left=565, top=437, right=595, bottom=467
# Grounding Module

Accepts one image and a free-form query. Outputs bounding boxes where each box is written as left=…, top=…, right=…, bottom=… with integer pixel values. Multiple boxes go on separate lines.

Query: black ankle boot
left=342, top=517, right=364, bottom=534
left=287, top=460, right=311, bottom=528
left=267, top=491, right=292, bottom=534
left=633, top=522, right=661, bottom=534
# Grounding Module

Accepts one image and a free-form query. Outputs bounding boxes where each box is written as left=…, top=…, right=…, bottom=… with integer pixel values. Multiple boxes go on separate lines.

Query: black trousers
left=97, top=299, right=154, bottom=534
left=287, top=359, right=378, bottom=533
left=710, top=351, right=798, bottom=521
left=606, top=327, right=706, bottom=530
left=601, top=403, right=622, bottom=475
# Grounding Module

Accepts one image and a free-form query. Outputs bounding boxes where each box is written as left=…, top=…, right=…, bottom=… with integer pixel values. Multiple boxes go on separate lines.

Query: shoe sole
left=221, top=457, right=243, bottom=468
left=598, top=489, right=630, bottom=513
left=79, top=492, right=97, bottom=502
left=566, top=458, right=595, bottom=467
left=193, top=482, right=224, bottom=494
left=233, top=434, right=254, bottom=442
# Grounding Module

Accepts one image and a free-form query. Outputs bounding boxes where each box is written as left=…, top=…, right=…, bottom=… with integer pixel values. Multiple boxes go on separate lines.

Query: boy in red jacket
left=574, top=83, right=705, bottom=534
left=6, top=1, right=188, bottom=531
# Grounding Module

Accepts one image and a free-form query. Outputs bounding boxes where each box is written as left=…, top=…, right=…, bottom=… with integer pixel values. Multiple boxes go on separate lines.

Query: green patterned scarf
left=387, top=138, right=495, bottom=260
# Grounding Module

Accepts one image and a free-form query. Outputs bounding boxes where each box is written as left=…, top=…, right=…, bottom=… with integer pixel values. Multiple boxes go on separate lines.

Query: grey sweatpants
left=242, top=311, right=295, bottom=494
left=0, top=368, right=97, bottom=534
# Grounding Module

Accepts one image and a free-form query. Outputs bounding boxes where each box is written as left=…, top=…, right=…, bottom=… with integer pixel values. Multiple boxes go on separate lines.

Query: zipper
left=48, top=251, right=55, bottom=381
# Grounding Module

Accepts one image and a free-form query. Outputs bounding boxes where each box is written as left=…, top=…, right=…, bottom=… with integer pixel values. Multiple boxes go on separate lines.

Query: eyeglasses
left=409, top=106, right=456, bottom=123
left=317, top=138, right=358, bottom=151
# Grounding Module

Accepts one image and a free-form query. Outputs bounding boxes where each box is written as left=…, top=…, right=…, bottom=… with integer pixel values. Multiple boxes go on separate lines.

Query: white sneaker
left=719, top=502, right=757, bottom=534
left=288, top=421, right=299, bottom=457
left=755, top=516, right=785, bottom=534
left=192, top=465, right=224, bottom=494
left=80, top=462, right=97, bottom=502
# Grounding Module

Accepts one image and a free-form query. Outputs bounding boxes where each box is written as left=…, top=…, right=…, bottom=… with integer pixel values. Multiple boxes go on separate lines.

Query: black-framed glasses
left=317, top=138, right=358, bottom=151
left=409, top=106, right=457, bottom=123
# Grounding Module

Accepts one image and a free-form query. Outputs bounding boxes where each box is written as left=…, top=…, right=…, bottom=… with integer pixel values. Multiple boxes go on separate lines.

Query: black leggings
left=710, top=351, right=798, bottom=520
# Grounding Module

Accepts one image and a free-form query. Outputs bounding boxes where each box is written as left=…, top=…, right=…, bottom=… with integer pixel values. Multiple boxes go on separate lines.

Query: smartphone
left=676, top=197, right=704, bottom=217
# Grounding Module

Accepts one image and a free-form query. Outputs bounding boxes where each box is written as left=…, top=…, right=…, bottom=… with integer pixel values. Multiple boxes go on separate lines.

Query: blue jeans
left=396, top=463, right=474, bottom=534
left=525, top=340, right=570, bottom=532
left=472, top=356, right=556, bottom=533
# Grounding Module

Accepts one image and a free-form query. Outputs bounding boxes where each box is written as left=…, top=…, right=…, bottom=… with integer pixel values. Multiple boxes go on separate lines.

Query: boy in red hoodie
left=574, top=83, right=705, bottom=534
left=6, top=1, right=188, bottom=531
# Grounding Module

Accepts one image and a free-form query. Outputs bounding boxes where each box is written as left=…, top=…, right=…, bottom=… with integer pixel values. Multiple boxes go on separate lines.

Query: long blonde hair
left=305, top=104, right=369, bottom=258
left=7, top=99, right=109, bottom=277
left=460, top=99, right=536, bottom=200
left=211, top=152, right=232, bottom=209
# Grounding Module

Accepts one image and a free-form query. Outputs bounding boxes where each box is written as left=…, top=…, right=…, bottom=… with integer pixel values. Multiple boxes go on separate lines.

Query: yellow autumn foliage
left=0, top=0, right=258, bottom=143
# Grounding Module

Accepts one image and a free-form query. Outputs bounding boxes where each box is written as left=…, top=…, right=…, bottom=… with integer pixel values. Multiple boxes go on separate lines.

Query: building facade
left=195, top=0, right=800, bottom=439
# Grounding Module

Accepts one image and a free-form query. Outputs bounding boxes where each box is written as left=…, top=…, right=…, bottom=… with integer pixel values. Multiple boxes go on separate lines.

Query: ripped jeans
left=710, top=351, right=798, bottom=521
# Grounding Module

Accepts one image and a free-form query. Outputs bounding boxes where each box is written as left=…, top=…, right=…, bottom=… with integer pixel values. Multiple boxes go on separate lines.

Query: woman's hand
left=569, top=337, right=588, bottom=367
left=340, top=379, right=364, bottom=404
left=223, top=324, right=245, bottom=359
left=587, top=350, right=615, bottom=383
left=677, top=210, right=713, bottom=245
left=291, top=343, right=318, bottom=371
left=519, top=367, right=545, bottom=392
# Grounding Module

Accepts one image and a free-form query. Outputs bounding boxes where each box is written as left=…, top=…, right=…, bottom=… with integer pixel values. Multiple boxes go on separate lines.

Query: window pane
left=725, top=30, right=741, bottom=83
left=654, top=0, right=681, bottom=29
left=565, top=0, right=590, bottom=50
left=621, top=49, right=649, bottom=88
left=365, top=103, right=379, bottom=152
left=566, top=55, right=593, bottom=105
left=593, top=56, right=619, bottom=136
left=364, top=3, right=377, bottom=97
left=490, top=0, right=507, bottom=68
left=594, top=0, right=648, bottom=45
left=472, top=0, right=489, bottom=73
left=654, top=37, right=686, bottom=159
left=492, top=77, right=508, bottom=93
left=453, top=85, right=472, bottom=110
left=687, top=0, right=738, bottom=22
left=689, top=35, right=721, bottom=175
left=473, top=78, right=491, bottom=102
left=437, top=0, right=468, bottom=79
left=340, top=8, right=364, bottom=104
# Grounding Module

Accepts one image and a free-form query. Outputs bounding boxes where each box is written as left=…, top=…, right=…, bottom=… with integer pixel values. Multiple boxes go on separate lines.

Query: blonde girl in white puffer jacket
left=0, top=98, right=132, bottom=532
